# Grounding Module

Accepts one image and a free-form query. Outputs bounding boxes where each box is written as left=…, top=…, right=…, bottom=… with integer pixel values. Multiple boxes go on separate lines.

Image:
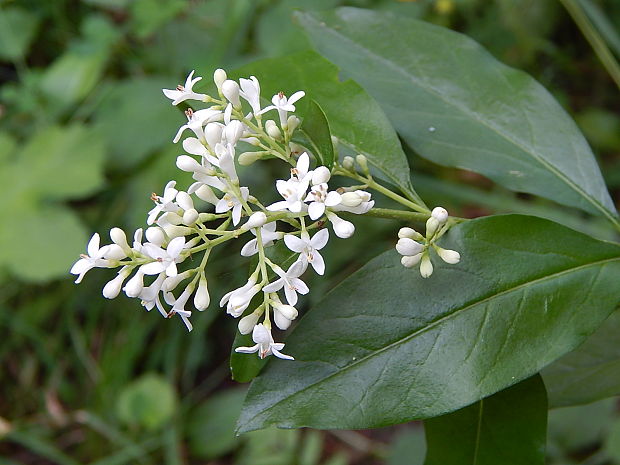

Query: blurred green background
left=1, top=0, right=619, bottom=463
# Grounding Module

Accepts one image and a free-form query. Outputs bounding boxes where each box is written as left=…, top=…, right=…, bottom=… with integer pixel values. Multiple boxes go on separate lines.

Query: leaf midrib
left=241, top=254, right=620, bottom=429
left=302, top=12, right=618, bottom=225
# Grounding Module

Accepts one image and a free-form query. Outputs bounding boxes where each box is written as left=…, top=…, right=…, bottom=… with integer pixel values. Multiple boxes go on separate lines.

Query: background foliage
left=1, top=0, right=619, bottom=463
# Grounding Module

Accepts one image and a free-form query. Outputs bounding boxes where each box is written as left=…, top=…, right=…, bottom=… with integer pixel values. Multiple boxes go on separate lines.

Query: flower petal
left=283, top=234, right=306, bottom=253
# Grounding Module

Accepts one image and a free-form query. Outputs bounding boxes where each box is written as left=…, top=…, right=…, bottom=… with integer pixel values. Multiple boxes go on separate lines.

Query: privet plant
left=70, top=7, right=620, bottom=463
left=71, top=67, right=460, bottom=357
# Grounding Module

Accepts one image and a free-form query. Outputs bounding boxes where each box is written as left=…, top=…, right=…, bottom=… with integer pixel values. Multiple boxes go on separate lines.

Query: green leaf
left=0, top=8, right=39, bottom=61
left=233, top=51, right=417, bottom=200
left=297, top=100, right=335, bottom=169
left=129, top=0, right=186, bottom=39
left=297, top=8, right=618, bottom=225
left=116, top=373, right=177, bottom=431
left=187, top=387, right=247, bottom=459
left=0, top=205, right=88, bottom=282
left=93, top=77, right=182, bottom=168
left=20, top=125, right=106, bottom=199
left=424, top=375, right=547, bottom=465
left=237, top=215, right=620, bottom=432
left=0, top=125, right=105, bottom=281
left=542, top=310, right=620, bottom=408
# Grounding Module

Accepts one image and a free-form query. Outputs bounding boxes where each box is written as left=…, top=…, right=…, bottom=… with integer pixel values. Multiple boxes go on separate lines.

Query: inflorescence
left=70, top=69, right=461, bottom=361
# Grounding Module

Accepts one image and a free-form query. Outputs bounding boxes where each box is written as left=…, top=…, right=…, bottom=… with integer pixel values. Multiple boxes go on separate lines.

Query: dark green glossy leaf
left=233, top=51, right=418, bottom=200
left=542, top=310, right=620, bottom=408
left=237, top=215, right=620, bottom=432
left=297, top=8, right=618, bottom=225
left=424, top=375, right=547, bottom=465
left=297, top=99, right=335, bottom=169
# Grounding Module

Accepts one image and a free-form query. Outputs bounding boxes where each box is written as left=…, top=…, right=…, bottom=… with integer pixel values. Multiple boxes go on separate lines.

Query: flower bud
left=205, top=122, right=223, bottom=148
left=265, top=119, right=282, bottom=140
left=162, top=212, right=183, bottom=226
left=342, top=156, right=355, bottom=170
left=213, top=68, right=227, bottom=92
left=176, top=191, right=194, bottom=211
left=243, top=212, right=267, bottom=230
left=327, top=212, right=355, bottom=239
left=176, top=155, right=202, bottom=173
left=431, top=206, right=449, bottom=224
left=401, top=254, right=422, bottom=268
left=110, top=228, right=131, bottom=254
left=225, top=120, right=244, bottom=145
left=398, top=227, right=424, bottom=241
left=426, top=217, right=440, bottom=238
left=104, top=244, right=127, bottom=260
left=238, top=312, right=260, bottom=335
left=103, top=273, right=127, bottom=299
left=194, top=185, right=219, bottom=204
left=356, top=154, right=369, bottom=173
left=396, top=238, right=424, bottom=256
left=162, top=270, right=192, bottom=292
left=124, top=271, right=144, bottom=298
left=222, top=80, right=241, bottom=108
left=340, top=192, right=363, bottom=207
left=162, top=224, right=193, bottom=238
left=145, top=227, right=165, bottom=246
left=194, top=277, right=210, bottom=311
left=312, top=166, right=331, bottom=185
left=287, top=115, right=301, bottom=132
left=183, top=208, right=199, bottom=225
left=436, top=247, right=460, bottom=264
left=420, top=254, right=433, bottom=278
left=198, top=212, right=219, bottom=222
left=273, top=302, right=298, bottom=320
left=237, top=150, right=269, bottom=166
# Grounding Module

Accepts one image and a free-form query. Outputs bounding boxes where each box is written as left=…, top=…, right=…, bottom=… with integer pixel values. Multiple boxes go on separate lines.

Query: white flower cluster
left=395, top=206, right=460, bottom=278
left=70, top=69, right=374, bottom=361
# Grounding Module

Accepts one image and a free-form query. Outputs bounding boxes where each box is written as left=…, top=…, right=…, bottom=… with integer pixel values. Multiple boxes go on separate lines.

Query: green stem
left=352, top=208, right=430, bottom=222
left=559, top=0, right=620, bottom=91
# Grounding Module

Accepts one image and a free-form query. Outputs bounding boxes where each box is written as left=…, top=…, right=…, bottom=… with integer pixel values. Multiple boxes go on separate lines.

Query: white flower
left=238, top=312, right=260, bottom=335
left=194, top=277, right=210, bottom=311
left=182, top=137, right=220, bottom=166
left=272, top=301, right=298, bottom=331
left=260, top=91, right=305, bottom=127
left=215, top=143, right=239, bottom=181
left=215, top=187, right=249, bottom=225
left=162, top=70, right=206, bottom=105
left=240, top=221, right=282, bottom=257
left=304, top=183, right=341, bottom=220
left=220, top=276, right=261, bottom=317
left=147, top=181, right=179, bottom=226
left=70, top=233, right=112, bottom=283
left=132, top=228, right=144, bottom=254
left=267, top=153, right=314, bottom=213
left=326, top=212, right=355, bottom=239
left=140, top=237, right=186, bottom=277
left=263, top=261, right=309, bottom=306
left=173, top=108, right=222, bottom=144
left=284, top=229, right=329, bottom=275
left=235, top=323, right=294, bottom=360
left=164, top=287, right=193, bottom=331
left=239, top=76, right=262, bottom=115
left=139, top=273, right=168, bottom=317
